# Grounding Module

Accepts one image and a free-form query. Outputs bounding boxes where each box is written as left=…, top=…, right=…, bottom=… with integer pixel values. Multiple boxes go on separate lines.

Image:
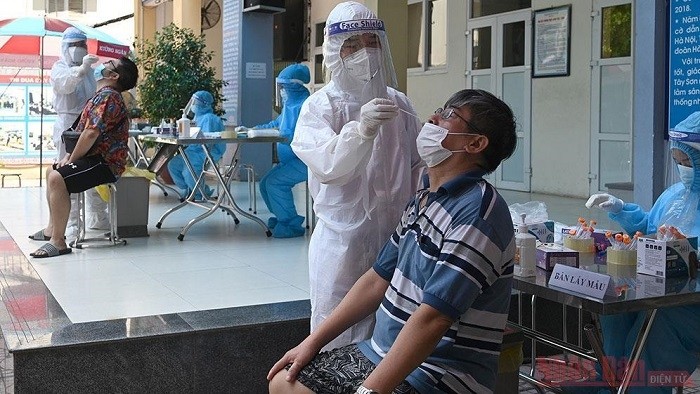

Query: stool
left=70, top=184, right=127, bottom=249
left=1, top=173, right=21, bottom=187
left=240, top=164, right=257, bottom=214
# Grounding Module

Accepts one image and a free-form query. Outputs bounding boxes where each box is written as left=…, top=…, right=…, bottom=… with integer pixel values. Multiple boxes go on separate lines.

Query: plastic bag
left=95, top=167, right=156, bottom=202
left=508, top=201, right=549, bottom=225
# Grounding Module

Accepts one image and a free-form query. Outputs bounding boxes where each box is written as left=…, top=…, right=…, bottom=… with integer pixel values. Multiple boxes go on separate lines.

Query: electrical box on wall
left=243, top=0, right=285, bottom=13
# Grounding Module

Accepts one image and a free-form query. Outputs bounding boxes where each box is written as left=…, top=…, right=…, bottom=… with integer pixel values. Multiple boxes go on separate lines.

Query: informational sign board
left=668, top=0, right=700, bottom=129
left=222, top=0, right=242, bottom=125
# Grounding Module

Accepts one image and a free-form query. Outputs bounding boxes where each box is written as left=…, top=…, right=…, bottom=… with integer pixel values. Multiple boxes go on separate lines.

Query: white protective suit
left=292, top=1, right=425, bottom=350
left=50, top=27, right=108, bottom=231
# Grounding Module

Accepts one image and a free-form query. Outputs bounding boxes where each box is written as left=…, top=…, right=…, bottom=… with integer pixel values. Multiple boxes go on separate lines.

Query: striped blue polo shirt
left=357, top=171, right=515, bottom=393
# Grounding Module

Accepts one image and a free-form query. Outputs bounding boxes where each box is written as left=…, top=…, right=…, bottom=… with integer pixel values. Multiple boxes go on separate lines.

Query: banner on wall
left=0, top=80, right=57, bottom=157
left=668, top=0, right=700, bottom=130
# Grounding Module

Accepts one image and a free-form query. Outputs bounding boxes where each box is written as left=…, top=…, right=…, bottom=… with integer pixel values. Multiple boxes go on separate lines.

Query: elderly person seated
left=29, top=56, right=138, bottom=258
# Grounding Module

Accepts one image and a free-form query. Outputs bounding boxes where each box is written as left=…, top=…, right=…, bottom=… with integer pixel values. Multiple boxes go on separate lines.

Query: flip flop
left=28, top=229, right=50, bottom=241
left=30, top=243, right=72, bottom=258
left=28, top=229, right=66, bottom=241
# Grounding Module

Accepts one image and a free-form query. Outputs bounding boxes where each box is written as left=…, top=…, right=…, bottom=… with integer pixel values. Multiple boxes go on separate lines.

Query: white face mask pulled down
left=68, top=46, right=88, bottom=66
left=417, top=122, right=479, bottom=167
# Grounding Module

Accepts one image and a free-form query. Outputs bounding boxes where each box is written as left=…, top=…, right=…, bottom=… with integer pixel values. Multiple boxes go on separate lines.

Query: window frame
left=408, top=0, right=448, bottom=72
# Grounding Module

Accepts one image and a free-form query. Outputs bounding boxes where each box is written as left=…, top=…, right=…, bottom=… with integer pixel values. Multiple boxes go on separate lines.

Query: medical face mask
left=678, top=164, right=695, bottom=187
left=93, top=63, right=106, bottom=81
left=68, top=46, right=88, bottom=66
left=416, top=122, right=478, bottom=167
left=343, top=47, right=381, bottom=83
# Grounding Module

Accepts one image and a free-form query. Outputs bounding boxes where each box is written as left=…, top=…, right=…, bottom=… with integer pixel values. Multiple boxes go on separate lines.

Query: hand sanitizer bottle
left=514, top=213, right=537, bottom=277
left=177, top=115, right=190, bottom=138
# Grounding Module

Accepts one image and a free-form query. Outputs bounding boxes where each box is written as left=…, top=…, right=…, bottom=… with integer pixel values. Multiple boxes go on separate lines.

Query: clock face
left=202, top=0, right=222, bottom=30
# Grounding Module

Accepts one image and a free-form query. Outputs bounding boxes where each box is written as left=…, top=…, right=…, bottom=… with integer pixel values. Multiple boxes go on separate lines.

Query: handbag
left=61, top=115, right=101, bottom=154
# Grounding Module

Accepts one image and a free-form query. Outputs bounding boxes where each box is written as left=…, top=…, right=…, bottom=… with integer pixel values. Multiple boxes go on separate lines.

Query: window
left=42, top=0, right=85, bottom=13
left=601, top=4, right=631, bottom=58
left=408, top=0, right=447, bottom=70
left=471, top=0, right=531, bottom=18
left=313, top=22, right=326, bottom=85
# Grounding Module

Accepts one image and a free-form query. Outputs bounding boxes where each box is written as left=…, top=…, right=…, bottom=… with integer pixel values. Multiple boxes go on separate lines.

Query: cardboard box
left=636, top=236, right=698, bottom=278
left=515, top=221, right=555, bottom=243
left=536, top=243, right=579, bottom=271
left=636, top=274, right=689, bottom=296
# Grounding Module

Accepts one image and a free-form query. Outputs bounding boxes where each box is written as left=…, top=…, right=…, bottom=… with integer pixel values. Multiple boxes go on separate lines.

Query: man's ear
left=464, top=135, right=489, bottom=154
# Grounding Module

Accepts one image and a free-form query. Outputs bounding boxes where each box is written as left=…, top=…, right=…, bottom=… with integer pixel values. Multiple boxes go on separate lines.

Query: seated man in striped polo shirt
left=268, top=89, right=518, bottom=394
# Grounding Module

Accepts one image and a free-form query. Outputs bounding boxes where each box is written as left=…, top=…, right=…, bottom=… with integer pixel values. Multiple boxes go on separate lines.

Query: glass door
left=590, top=0, right=633, bottom=194
left=467, top=10, right=532, bottom=191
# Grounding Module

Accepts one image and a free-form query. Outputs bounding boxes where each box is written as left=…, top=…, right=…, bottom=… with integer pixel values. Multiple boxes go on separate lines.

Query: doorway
left=467, top=10, right=532, bottom=191
left=589, top=0, right=633, bottom=195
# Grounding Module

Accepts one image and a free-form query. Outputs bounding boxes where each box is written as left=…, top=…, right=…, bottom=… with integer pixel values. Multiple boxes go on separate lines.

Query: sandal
left=28, top=229, right=65, bottom=241
left=30, top=243, right=72, bottom=258
left=28, top=229, right=50, bottom=241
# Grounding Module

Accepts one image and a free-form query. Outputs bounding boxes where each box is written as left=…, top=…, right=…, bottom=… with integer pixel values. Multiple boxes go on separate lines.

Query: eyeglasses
left=105, top=60, right=118, bottom=73
left=434, top=107, right=484, bottom=134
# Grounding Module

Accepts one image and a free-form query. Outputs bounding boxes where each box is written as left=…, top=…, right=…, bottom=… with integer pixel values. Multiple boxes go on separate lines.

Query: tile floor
left=1, top=180, right=698, bottom=393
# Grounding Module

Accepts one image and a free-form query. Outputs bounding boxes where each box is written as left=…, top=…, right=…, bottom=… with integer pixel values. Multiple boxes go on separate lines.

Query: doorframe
left=589, top=0, right=634, bottom=195
left=466, top=9, right=532, bottom=192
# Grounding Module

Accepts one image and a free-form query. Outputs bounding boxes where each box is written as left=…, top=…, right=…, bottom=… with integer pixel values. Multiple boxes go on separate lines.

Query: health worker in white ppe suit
left=582, top=112, right=700, bottom=394
left=291, top=1, right=425, bottom=351
left=49, top=27, right=109, bottom=234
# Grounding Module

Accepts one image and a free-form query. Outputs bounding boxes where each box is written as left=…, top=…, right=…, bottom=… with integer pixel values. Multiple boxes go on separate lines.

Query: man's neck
left=427, top=159, right=482, bottom=192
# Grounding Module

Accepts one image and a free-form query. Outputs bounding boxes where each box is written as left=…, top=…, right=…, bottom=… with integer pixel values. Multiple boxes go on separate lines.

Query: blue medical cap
left=277, top=64, right=311, bottom=85
left=62, top=27, right=87, bottom=43
left=675, top=111, right=700, bottom=134
left=192, top=91, right=214, bottom=107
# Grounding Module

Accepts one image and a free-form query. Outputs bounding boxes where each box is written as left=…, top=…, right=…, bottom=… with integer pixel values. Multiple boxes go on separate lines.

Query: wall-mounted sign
left=668, top=0, right=700, bottom=129
left=532, top=5, right=571, bottom=78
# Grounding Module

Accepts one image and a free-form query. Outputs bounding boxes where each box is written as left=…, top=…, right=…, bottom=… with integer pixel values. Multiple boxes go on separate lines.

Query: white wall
left=530, top=0, right=592, bottom=197
left=405, top=1, right=467, bottom=120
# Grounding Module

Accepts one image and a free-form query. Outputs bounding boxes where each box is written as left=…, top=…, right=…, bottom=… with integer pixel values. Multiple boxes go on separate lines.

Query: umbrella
left=0, top=16, right=130, bottom=69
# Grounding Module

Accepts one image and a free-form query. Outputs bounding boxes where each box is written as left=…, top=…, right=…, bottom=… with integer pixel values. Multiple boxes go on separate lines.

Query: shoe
left=272, top=224, right=306, bottom=238
left=267, top=217, right=278, bottom=230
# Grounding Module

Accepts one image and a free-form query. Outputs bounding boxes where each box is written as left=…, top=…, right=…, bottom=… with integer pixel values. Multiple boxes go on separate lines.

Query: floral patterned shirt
left=76, top=86, right=129, bottom=177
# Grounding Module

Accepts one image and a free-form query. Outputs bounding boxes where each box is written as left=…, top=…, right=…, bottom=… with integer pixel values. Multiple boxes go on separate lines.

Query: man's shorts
left=288, top=344, right=417, bottom=394
left=53, top=155, right=117, bottom=194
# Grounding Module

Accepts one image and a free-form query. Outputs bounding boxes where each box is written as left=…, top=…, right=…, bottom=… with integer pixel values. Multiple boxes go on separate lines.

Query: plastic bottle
left=514, top=213, right=537, bottom=277
left=177, top=115, right=190, bottom=138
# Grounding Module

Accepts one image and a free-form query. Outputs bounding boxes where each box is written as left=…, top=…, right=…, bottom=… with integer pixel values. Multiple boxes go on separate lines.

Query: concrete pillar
left=173, top=0, right=202, bottom=33
left=365, top=0, right=408, bottom=93
left=133, top=0, right=157, bottom=47
left=632, top=0, right=667, bottom=209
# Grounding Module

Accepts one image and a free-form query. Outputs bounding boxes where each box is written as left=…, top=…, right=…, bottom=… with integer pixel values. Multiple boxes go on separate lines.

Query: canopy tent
left=0, top=16, right=130, bottom=69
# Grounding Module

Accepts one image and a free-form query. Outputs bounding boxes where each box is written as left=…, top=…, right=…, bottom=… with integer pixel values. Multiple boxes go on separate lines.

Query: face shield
left=659, top=132, right=700, bottom=237
left=61, top=27, right=88, bottom=66
left=275, top=78, right=305, bottom=107
left=322, top=2, right=398, bottom=103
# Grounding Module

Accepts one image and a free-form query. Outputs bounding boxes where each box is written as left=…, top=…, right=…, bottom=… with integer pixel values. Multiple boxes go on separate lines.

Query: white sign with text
left=548, top=264, right=615, bottom=299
